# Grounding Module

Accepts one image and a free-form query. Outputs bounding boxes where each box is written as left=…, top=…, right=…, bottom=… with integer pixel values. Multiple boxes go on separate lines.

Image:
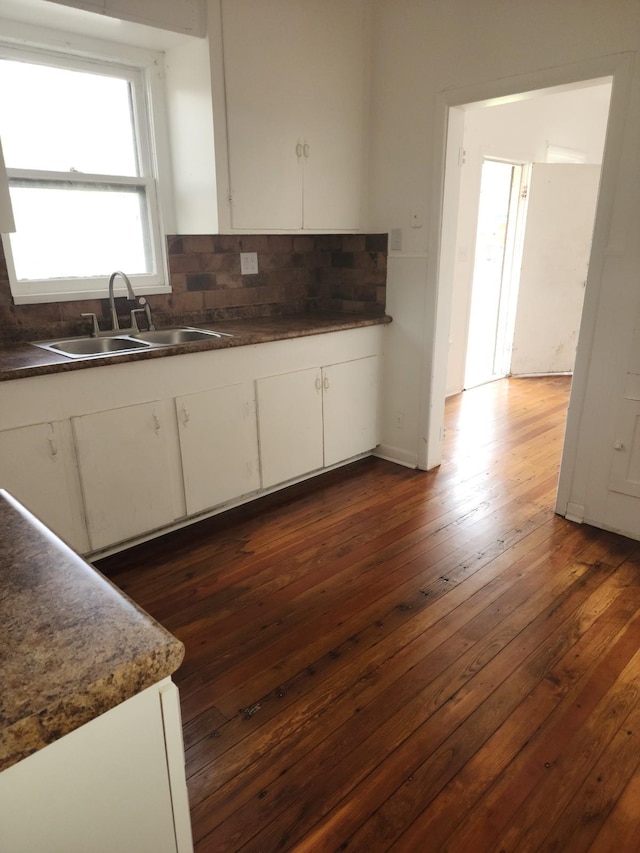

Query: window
left=0, top=44, right=170, bottom=303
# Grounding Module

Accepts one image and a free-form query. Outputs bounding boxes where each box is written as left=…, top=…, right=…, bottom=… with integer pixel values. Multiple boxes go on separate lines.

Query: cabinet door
left=222, top=0, right=305, bottom=229
left=221, top=0, right=367, bottom=231
left=323, top=356, right=379, bottom=467
left=0, top=682, right=185, bottom=853
left=0, top=421, right=88, bottom=552
left=256, top=367, right=324, bottom=488
left=176, top=383, right=260, bottom=516
left=300, top=0, right=368, bottom=230
left=72, top=402, right=182, bottom=551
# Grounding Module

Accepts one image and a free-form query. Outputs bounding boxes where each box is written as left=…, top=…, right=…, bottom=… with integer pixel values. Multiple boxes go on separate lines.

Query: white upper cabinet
left=221, top=0, right=369, bottom=231
left=46, top=0, right=206, bottom=36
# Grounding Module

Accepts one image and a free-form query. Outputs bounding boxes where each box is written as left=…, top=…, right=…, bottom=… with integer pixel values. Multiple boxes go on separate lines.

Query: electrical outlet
left=240, top=252, right=259, bottom=275
left=390, top=228, right=402, bottom=252
left=394, top=411, right=404, bottom=429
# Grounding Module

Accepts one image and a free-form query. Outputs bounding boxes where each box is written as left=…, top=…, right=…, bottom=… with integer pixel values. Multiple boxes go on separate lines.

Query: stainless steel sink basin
left=131, top=328, right=231, bottom=345
left=32, top=326, right=233, bottom=359
left=34, top=336, right=152, bottom=358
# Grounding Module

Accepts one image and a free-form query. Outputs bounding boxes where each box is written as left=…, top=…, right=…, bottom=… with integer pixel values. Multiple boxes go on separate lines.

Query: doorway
left=445, top=80, right=612, bottom=402
left=464, top=158, right=527, bottom=389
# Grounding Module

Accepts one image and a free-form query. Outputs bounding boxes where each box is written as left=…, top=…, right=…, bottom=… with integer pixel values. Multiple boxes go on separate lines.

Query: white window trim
left=0, top=23, right=175, bottom=304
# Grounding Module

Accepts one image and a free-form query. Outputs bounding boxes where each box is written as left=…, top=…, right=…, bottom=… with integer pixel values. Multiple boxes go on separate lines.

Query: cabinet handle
left=153, top=413, right=161, bottom=434
left=315, top=376, right=322, bottom=391
left=181, top=406, right=190, bottom=427
left=48, top=437, right=58, bottom=457
left=303, top=142, right=310, bottom=158
left=296, top=141, right=303, bottom=158
left=323, top=375, right=329, bottom=391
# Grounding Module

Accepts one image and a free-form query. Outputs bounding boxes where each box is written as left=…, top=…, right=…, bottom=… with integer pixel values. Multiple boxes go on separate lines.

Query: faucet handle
left=81, top=313, right=100, bottom=337
left=130, top=308, right=146, bottom=334
left=137, top=297, right=156, bottom=332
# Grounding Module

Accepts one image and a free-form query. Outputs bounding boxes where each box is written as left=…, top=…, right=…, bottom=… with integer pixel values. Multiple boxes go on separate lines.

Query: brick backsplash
left=0, top=233, right=387, bottom=345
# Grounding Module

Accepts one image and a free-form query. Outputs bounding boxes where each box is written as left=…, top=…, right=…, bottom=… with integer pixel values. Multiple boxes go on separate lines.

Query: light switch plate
left=240, top=252, right=259, bottom=275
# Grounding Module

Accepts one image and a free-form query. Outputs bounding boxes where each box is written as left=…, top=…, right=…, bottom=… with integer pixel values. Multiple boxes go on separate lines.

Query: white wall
left=367, top=0, right=640, bottom=537
left=446, top=84, right=610, bottom=394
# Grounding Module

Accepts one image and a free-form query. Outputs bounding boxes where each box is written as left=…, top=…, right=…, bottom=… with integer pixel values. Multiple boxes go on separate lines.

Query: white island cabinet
left=0, top=680, right=192, bottom=853
left=0, top=489, right=192, bottom=853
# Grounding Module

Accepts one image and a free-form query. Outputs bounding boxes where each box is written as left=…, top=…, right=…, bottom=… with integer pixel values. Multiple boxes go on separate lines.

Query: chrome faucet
left=108, top=270, right=136, bottom=331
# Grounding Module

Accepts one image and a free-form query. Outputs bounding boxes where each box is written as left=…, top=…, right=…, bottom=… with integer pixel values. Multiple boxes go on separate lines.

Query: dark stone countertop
left=0, top=313, right=392, bottom=382
left=0, top=489, right=185, bottom=772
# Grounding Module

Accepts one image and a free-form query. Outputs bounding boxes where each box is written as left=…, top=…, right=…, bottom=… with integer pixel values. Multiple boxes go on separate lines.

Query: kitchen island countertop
left=0, top=489, right=185, bottom=772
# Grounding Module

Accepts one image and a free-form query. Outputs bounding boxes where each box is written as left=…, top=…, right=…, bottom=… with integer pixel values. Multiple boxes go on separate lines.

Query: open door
left=510, top=163, right=601, bottom=376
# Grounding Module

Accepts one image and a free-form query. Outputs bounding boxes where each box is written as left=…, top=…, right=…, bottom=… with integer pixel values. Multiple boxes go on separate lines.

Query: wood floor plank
left=94, top=375, right=640, bottom=852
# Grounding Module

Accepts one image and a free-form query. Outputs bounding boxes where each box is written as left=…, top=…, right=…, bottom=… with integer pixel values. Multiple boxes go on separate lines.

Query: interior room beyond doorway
left=446, top=79, right=613, bottom=397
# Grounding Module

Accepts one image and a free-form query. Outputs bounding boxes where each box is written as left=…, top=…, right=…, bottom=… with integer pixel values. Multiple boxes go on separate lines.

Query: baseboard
left=373, top=444, right=418, bottom=469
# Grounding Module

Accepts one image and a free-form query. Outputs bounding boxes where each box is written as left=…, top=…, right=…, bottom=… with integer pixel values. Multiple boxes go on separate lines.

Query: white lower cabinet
left=256, top=366, right=325, bottom=488
left=0, top=420, right=88, bottom=552
left=176, top=382, right=260, bottom=515
left=72, top=401, right=184, bottom=551
left=0, top=679, right=193, bottom=853
left=256, top=355, right=379, bottom=488
left=323, top=356, right=379, bottom=467
left=1, top=327, right=383, bottom=553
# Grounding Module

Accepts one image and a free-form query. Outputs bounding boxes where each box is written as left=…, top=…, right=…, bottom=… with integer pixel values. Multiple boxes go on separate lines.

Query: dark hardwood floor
left=98, top=375, right=640, bottom=851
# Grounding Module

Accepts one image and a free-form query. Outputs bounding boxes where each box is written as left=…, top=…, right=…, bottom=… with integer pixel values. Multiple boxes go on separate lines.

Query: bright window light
left=0, top=45, right=167, bottom=303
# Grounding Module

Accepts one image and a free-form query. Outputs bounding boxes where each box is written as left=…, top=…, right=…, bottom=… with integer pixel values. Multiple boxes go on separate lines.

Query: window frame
left=0, top=38, right=172, bottom=305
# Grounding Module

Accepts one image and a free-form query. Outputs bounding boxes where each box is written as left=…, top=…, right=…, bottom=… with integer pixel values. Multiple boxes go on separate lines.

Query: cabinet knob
left=303, top=142, right=310, bottom=159
left=323, top=375, right=329, bottom=391
left=181, top=406, right=190, bottom=427
left=153, top=413, right=161, bottom=434
left=315, top=376, right=322, bottom=391
left=48, top=437, right=58, bottom=457
left=296, top=141, right=303, bottom=158
left=614, top=440, right=624, bottom=451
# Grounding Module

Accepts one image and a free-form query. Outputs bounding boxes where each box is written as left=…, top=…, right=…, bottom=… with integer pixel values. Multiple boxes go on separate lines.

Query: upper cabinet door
left=221, top=0, right=368, bottom=231
left=222, top=0, right=307, bottom=230
left=300, top=0, right=368, bottom=231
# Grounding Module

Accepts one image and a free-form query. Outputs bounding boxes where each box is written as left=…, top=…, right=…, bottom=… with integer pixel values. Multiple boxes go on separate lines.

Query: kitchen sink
left=32, top=327, right=233, bottom=359
left=34, top=336, right=152, bottom=358
left=131, top=328, right=231, bottom=345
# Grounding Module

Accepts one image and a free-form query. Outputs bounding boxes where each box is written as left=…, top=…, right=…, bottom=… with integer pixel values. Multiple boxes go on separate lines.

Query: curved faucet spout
left=108, top=270, right=136, bottom=331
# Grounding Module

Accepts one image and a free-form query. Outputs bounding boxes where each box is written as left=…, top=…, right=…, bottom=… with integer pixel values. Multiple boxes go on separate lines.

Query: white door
left=0, top=420, right=87, bottom=551
left=72, top=401, right=182, bottom=551
left=256, top=367, right=324, bottom=488
left=510, top=163, right=601, bottom=375
left=323, top=356, right=379, bottom=466
left=464, top=160, right=526, bottom=389
left=176, top=383, right=260, bottom=516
